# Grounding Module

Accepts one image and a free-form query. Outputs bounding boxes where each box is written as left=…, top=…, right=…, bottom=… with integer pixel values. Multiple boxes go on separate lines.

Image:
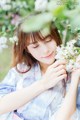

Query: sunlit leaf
left=21, top=12, right=53, bottom=33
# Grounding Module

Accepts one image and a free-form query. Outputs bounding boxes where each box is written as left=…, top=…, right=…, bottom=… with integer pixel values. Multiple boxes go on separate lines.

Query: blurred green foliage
left=0, top=0, right=34, bottom=37
left=0, top=44, right=12, bottom=81
left=0, top=0, right=80, bottom=43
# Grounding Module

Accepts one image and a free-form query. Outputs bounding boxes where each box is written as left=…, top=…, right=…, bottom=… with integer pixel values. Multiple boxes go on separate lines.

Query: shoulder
left=1, top=67, right=19, bottom=84
left=1, top=62, right=40, bottom=84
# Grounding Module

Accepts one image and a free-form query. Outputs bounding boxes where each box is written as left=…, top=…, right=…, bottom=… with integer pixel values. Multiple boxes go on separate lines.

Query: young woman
left=0, top=12, right=80, bottom=120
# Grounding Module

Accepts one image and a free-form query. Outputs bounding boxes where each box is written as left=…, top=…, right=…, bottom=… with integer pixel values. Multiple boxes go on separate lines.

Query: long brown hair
left=11, top=21, right=62, bottom=72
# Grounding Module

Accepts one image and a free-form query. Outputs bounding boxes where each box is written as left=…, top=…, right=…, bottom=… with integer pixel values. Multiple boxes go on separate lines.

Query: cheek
left=28, top=48, right=40, bottom=59
left=50, top=41, right=57, bottom=50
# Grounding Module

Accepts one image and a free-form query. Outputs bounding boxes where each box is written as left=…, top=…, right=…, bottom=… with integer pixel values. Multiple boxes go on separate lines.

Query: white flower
left=35, top=0, right=48, bottom=12
left=66, top=64, right=73, bottom=72
left=76, top=55, right=80, bottom=62
left=0, top=0, right=11, bottom=10
left=0, top=37, right=8, bottom=52
left=56, top=39, right=80, bottom=72
left=1, top=4, right=11, bottom=11
left=0, top=0, right=6, bottom=5
left=55, top=46, right=65, bottom=60
left=69, top=59, right=75, bottom=65
left=74, top=62, right=80, bottom=69
left=0, top=36, right=7, bottom=43
left=9, top=36, right=18, bottom=44
left=66, top=39, right=76, bottom=48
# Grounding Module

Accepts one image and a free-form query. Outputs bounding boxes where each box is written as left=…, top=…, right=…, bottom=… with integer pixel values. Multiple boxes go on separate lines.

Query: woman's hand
left=71, top=68, right=80, bottom=85
left=41, top=60, right=67, bottom=90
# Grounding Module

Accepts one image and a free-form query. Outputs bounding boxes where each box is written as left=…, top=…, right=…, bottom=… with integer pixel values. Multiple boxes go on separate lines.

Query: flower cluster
left=0, top=0, right=28, bottom=11
left=55, top=40, right=80, bottom=72
left=0, top=0, right=34, bottom=52
left=35, top=0, right=48, bottom=12
left=0, top=36, right=18, bottom=53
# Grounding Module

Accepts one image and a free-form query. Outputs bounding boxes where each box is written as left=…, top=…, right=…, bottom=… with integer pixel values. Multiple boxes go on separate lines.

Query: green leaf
left=52, top=6, right=65, bottom=17
left=21, top=12, right=53, bottom=33
left=40, top=23, right=51, bottom=37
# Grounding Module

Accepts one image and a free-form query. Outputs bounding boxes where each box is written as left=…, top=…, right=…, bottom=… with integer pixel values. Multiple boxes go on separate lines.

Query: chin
left=43, top=59, right=55, bottom=65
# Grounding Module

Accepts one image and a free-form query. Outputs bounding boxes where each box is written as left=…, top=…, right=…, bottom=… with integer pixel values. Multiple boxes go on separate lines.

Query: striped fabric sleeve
left=0, top=68, right=17, bottom=98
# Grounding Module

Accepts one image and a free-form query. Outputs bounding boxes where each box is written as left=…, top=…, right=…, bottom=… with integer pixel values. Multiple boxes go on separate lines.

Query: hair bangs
left=26, top=31, right=52, bottom=46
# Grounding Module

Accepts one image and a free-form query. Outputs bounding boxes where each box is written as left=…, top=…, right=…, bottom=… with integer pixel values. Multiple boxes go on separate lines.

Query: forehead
left=26, top=32, right=52, bottom=45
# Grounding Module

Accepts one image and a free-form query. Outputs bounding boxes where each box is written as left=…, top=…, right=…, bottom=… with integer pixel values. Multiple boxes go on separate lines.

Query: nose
left=41, top=44, right=49, bottom=53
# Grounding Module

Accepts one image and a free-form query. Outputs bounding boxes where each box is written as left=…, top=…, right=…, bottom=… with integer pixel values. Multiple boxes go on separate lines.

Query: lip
left=41, top=52, right=53, bottom=58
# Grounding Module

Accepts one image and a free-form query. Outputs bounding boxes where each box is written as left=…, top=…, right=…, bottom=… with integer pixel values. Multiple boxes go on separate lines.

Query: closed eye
left=32, top=45, right=39, bottom=48
left=45, top=39, right=52, bottom=43
left=31, top=43, right=39, bottom=48
left=29, top=42, right=39, bottom=48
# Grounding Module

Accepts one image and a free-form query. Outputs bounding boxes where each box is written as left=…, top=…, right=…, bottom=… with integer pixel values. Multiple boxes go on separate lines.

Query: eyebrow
left=29, top=41, right=38, bottom=45
left=29, top=36, right=51, bottom=45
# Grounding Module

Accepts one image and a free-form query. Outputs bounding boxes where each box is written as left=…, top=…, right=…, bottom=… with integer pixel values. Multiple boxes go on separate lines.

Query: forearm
left=55, top=78, right=79, bottom=120
left=0, top=80, right=45, bottom=115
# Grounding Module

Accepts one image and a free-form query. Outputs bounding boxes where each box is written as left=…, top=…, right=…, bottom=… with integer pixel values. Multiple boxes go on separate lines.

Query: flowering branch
left=55, top=39, right=80, bottom=72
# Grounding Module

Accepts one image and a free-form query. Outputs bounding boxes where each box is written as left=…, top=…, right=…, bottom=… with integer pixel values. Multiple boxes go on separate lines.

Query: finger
left=53, top=64, right=66, bottom=72
left=48, top=60, right=66, bottom=70
left=72, top=68, right=80, bottom=72
left=49, top=64, right=66, bottom=73
left=56, top=74, right=67, bottom=82
left=56, top=69, right=66, bottom=76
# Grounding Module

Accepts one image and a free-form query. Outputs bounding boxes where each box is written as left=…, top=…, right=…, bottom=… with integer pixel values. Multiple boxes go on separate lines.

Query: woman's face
left=27, top=36, right=57, bottom=65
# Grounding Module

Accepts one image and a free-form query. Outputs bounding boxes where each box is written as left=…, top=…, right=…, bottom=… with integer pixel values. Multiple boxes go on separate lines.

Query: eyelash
left=45, top=39, right=52, bottom=43
left=33, top=45, right=39, bottom=48
left=32, top=39, right=52, bottom=48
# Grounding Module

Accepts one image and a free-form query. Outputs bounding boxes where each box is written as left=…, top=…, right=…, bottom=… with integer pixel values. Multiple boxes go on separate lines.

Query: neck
left=39, top=62, right=49, bottom=74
